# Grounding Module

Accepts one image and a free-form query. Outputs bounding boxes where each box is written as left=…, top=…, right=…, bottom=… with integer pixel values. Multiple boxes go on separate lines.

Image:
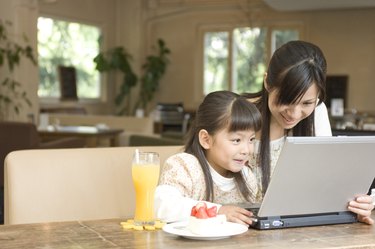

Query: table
left=0, top=216, right=374, bottom=249
left=38, top=125, right=124, bottom=147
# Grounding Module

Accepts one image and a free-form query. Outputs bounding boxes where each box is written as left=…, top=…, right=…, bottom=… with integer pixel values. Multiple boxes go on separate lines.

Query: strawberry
left=195, top=206, right=209, bottom=219
left=206, top=206, right=217, bottom=218
left=190, top=206, right=197, bottom=216
left=190, top=202, right=218, bottom=219
left=195, top=202, right=207, bottom=210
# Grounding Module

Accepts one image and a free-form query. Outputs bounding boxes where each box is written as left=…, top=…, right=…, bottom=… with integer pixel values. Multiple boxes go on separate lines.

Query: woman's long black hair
left=243, top=41, right=327, bottom=194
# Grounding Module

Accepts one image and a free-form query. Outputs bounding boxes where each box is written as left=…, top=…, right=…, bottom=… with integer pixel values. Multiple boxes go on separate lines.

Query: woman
left=244, top=40, right=374, bottom=225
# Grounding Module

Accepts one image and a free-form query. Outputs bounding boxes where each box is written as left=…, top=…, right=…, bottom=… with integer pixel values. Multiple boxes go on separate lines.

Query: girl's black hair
left=185, top=90, right=261, bottom=202
left=243, top=40, right=327, bottom=195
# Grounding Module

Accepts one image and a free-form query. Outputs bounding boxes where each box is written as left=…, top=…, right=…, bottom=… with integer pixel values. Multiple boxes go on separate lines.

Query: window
left=37, top=17, right=101, bottom=99
left=203, top=27, right=299, bottom=94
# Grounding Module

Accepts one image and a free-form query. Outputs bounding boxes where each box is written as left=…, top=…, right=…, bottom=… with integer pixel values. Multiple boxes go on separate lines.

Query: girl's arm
left=155, top=184, right=221, bottom=223
left=155, top=153, right=221, bottom=223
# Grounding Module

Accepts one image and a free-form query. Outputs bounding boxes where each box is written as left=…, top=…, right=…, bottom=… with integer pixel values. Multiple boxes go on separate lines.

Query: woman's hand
left=348, top=195, right=374, bottom=225
left=218, top=205, right=255, bottom=225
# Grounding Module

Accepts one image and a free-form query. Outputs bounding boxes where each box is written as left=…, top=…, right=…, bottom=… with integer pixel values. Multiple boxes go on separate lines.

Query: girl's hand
left=218, top=205, right=255, bottom=225
left=348, top=195, right=374, bottom=225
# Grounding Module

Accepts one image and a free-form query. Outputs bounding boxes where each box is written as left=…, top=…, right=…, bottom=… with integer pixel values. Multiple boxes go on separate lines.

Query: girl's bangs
left=227, top=100, right=261, bottom=132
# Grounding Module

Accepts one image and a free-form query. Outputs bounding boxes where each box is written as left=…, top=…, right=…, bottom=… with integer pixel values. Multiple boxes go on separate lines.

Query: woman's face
left=268, top=83, right=319, bottom=130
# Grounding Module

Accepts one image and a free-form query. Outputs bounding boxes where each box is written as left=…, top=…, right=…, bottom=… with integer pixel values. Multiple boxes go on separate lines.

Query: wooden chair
left=4, top=145, right=182, bottom=225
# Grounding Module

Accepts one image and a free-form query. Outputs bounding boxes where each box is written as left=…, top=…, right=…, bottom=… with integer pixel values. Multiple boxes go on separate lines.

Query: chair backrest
left=4, top=145, right=182, bottom=225
left=0, top=121, right=40, bottom=187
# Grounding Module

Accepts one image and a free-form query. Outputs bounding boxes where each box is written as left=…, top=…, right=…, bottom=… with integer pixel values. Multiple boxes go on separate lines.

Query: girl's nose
left=241, top=142, right=253, bottom=155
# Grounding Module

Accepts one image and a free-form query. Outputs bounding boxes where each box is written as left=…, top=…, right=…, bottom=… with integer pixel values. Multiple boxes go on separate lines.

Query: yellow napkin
left=121, top=219, right=165, bottom=231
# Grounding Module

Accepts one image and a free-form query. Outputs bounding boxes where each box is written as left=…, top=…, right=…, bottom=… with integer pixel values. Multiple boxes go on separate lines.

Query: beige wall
left=145, top=1, right=375, bottom=112
left=308, top=9, right=375, bottom=111
left=1, top=0, right=374, bottom=120
left=0, top=0, right=39, bottom=121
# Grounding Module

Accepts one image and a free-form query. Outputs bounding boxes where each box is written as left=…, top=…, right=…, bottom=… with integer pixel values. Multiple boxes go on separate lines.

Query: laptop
left=247, top=136, right=375, bottom=230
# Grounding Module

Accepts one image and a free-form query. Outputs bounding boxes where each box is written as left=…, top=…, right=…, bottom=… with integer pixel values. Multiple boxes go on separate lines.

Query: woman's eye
left=303, top=102, right=314, bottom=106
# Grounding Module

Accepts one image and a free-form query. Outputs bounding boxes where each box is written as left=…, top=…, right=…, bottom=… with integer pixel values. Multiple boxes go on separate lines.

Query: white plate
left=162, top=221, right=248, bottom=240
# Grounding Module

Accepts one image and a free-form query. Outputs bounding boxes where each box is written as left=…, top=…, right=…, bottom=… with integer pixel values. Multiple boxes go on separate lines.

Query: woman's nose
left=285, top=105, right=301, bottom=118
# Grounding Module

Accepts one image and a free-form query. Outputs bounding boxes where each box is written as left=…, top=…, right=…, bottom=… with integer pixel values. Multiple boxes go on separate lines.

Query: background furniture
left=38, top=125, right=124, bottom=147
left=45, top=114, right=155, bottom=146
left=40, top=106, right=87, bottom=114
left=155, top=103, right=191, bottom=136
left=0, top=121, right=85, bottom=224
left=128, top=134, right=184, bottom=146
left=1, top=215, right=374, bottom=249
left=4, top=145, right=182, bottom=225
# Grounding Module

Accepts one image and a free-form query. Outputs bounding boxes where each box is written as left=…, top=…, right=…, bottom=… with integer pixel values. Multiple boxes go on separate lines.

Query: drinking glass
left=132, top=151, right=160, bottom=226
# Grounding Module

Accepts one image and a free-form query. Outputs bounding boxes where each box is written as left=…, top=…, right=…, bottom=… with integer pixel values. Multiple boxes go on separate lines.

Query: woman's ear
left=263, top=72, right=269, bottom=91
left=198, top=129, right=211, bottom=149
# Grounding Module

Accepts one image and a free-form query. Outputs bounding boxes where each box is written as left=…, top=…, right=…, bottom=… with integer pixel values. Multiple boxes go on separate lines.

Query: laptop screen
left=257, top=136, right=375, bottom=217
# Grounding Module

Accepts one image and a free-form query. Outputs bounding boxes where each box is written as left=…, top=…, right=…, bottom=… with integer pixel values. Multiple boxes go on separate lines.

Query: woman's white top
left=314, top=102, right=332, bottom=136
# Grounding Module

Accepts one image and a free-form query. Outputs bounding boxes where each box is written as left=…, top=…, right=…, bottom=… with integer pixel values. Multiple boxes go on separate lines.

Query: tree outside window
left=37, top=17, right=100, bottom=99
left=204, top=27, right=299, bottom=95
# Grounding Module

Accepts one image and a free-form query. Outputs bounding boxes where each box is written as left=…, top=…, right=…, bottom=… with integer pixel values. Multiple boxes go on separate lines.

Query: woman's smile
left=280, top=112, right=298, bottom=126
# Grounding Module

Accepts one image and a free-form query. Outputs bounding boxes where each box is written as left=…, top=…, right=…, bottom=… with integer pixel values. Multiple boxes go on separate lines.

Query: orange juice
left=132, top=163, right=160, bottom=224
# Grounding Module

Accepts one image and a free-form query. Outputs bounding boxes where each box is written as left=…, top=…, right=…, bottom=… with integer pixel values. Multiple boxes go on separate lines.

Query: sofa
left=0, top=121, right=85, bottom=224
left=4, top=145, right=183, bottom=224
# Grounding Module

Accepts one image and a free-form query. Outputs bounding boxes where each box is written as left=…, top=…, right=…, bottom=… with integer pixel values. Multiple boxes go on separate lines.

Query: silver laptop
left=248, top=136, right=375, bottom=230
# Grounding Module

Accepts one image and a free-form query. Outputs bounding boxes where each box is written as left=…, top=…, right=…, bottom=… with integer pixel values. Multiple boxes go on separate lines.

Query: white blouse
left=155, top=152, right=258, bottom=223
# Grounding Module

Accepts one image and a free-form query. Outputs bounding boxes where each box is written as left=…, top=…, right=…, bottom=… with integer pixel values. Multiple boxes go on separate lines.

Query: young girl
left=155, top=91, right=261, bottom=225
left=244, top=40, right=374, bottom=225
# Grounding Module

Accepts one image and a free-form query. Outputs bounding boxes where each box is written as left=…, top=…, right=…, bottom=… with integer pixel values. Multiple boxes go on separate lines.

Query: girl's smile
left=203, top=129, right=255, bottom=177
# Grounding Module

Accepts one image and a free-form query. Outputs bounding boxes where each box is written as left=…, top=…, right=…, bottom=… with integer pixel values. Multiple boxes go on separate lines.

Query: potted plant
left=94, top=39, right=170, bottom=116
left=0, top=20, right=36, bottom=120
left=93, top=46, right=137, bottom=115
left=133, top=39, right=171, bottom=115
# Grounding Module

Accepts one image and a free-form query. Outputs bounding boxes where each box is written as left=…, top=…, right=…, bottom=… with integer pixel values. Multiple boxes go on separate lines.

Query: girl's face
left=203, top=128, right=256, bottom=177
left=268, top=83, right=319, bottom=130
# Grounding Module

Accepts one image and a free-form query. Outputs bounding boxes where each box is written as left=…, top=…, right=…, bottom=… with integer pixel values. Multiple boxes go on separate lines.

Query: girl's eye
left=249, top=137, right=256, bottom=143
left=232, top=139, right=241, bottom=144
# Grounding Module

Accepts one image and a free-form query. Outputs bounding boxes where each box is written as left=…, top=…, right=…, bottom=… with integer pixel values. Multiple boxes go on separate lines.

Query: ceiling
left=263, top=0, right=375, bottom=11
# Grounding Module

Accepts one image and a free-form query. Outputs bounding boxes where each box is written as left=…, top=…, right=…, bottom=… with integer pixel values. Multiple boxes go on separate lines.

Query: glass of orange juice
left=132, top=150, right=160, bottom=226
